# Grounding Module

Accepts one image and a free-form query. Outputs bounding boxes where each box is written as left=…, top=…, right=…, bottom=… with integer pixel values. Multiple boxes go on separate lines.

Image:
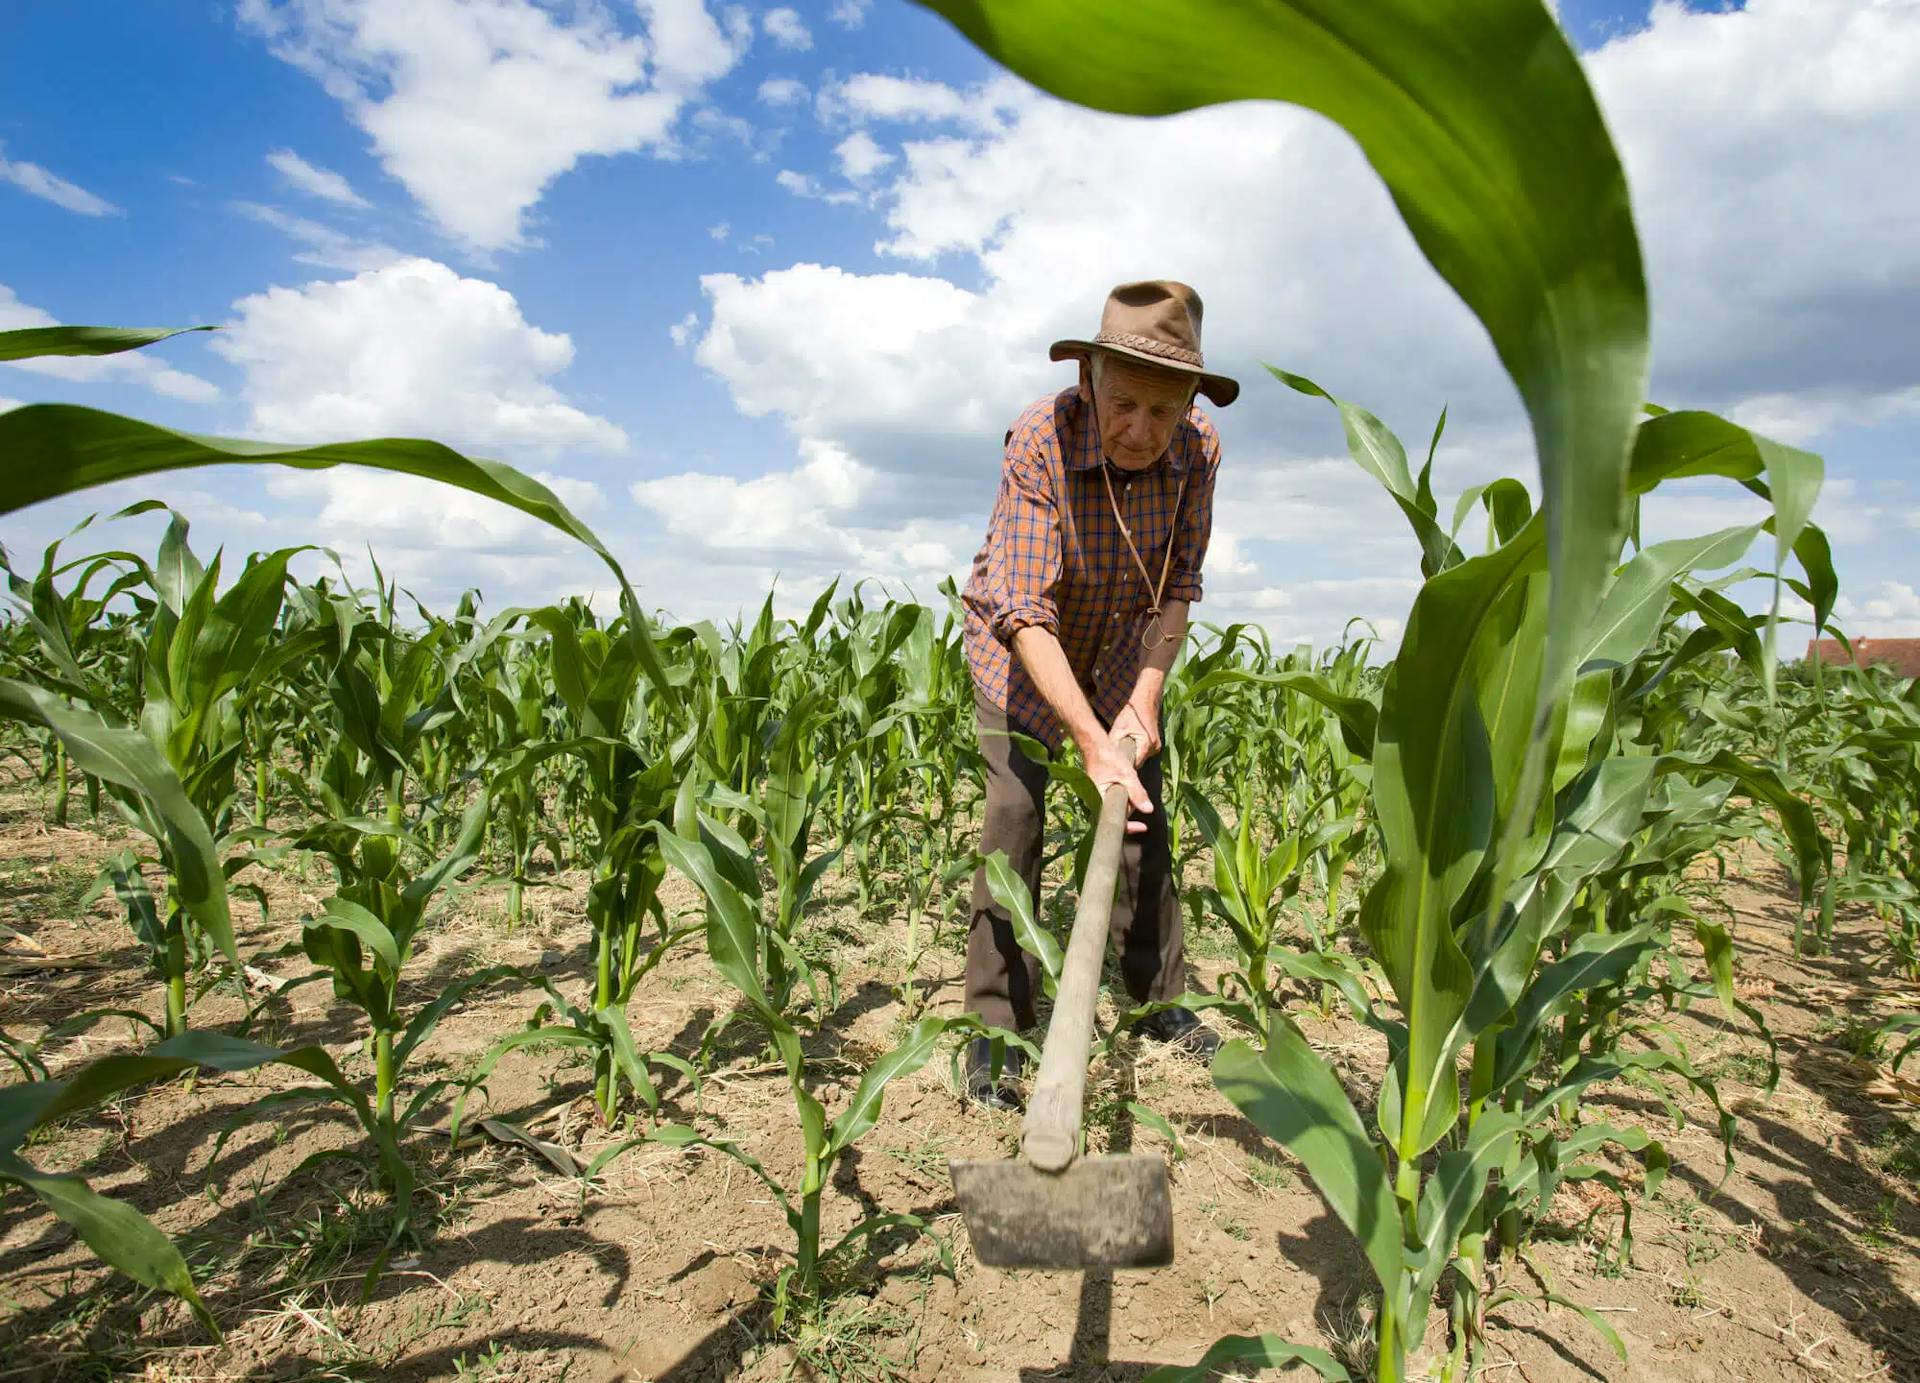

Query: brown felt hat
left=1049, top=279, right=1239, bottom=407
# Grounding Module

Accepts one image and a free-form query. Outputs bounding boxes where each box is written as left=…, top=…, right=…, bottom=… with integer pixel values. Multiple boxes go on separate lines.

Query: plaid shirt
left=962, top=387, right=1220, bottom=749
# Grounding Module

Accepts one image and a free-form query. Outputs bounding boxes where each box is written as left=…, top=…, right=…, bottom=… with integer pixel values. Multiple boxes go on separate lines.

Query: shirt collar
left=1064, top=386, right=1193, bottom=475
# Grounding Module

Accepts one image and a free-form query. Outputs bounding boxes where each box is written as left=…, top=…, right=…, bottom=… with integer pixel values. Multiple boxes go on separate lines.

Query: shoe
left=1137, top=1007, right=1222, bottom=1062
left=964, top=1036, right=1026, bottom=1112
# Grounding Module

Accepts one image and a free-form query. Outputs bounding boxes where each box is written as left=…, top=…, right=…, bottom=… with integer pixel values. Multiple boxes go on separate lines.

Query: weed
left=1245, top=1154, right=1295, bottom=1194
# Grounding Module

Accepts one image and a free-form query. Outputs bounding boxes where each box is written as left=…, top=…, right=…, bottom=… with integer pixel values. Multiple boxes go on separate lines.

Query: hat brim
left=1050, top=338, right=1239, bottom=407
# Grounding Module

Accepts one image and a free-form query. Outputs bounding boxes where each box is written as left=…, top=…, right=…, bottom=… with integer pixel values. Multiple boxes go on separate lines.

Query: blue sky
left=3, top=0, right=1914, bottom=647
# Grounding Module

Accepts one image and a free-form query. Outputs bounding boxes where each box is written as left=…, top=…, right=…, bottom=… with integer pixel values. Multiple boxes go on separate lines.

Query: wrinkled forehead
left=1096, top=351, right=1196, bottom=403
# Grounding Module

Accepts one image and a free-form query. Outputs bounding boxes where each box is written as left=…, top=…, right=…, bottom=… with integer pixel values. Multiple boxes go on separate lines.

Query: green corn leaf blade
left=0, top=324, right=214, bottom=362
left=1659, top=750, right=1824, bottom=905
left=1693, top=917, right=1737, bottom=1019
left=650, top=1124, right=795, bottom=1216
left=1214, top=1027, right=1402, bottom=1293
left=0, top=677, right=234, bottom=966
left=1464, top=755, right=1658, bottom=1033
left=826, top=1014, right=951, bottom=1159
left=309, top=896, right=401, bottom=973
left=0, top=1149, right=217, bottom=1335
left=1492, top=925, right=1658, bottom=1090
left=1539, top=1292, right=1628, bottom=1362
left=1140, top=1333, right=1352, bottom=1383
left=655, top=826, right=770, bottom=1009
left=394, top=964, right=522, bottom=1066
left=1365, top=523, right=1547, bottom=1157
left=598, top=1004, right=658, bottom=1110
left=1625, top=409, right=1827, bottom=693
left=402, top=790, right=490, bottom=905
left=151, top=509, right=204, bottom=618
left=1124, top=1100, right=1188, bottom=1162
left=1206, top=668, right=1377, bottom=757
left=1273, top=369, right=1462, bottom=576
left=1578, top=525, right=1763, bottom=675
left=982, top=847, right=1061, bottom=986
left=1411, top=1108, right=1522, bottom=1311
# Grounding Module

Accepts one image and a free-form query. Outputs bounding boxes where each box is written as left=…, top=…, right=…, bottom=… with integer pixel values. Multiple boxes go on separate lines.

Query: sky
left=2, top=0, right=1915, bottom=650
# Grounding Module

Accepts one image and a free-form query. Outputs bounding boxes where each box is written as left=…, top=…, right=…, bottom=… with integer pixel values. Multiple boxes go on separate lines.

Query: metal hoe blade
left=949, top=1154, right=1173, bottom=1269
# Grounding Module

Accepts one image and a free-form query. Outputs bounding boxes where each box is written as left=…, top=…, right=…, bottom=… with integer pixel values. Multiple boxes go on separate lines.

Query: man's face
left=1086, top=353, right=1196, bottom=470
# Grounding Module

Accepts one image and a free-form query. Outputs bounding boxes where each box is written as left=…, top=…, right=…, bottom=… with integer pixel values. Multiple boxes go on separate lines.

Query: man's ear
left=1076, top=359, right=1093, bottom=403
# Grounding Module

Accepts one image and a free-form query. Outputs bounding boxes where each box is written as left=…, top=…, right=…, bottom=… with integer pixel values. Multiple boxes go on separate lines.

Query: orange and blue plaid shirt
left=962, top=387, right=1220, bottom=749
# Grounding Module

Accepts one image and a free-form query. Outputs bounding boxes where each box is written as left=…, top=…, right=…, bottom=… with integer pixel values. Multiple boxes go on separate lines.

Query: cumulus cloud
left=0, top=142, right=121, bottom=217
left=1835, top=581, right=1920, bottom=638
left=266, top=147, right=369, bottom=207
left=757, top=76, right=806, bottom=107
left=1588, top=1, right=1920, bottom=413
left=212, top=256, right=626, bottom=455
left=762, top=7, right=811, bottom=50
left=829, top=0, right=870, bottom=28
left=834, top=130, right=893, bottom=180
left=0, top=284, right=220, bottom=404
left=239, top=0, right=747, bottom=251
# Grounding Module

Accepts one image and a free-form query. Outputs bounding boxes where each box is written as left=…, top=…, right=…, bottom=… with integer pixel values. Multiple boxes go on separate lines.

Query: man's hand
left=1080, top=727, right=1151, bottom=835
left=1110, top=698, right=1162, bottom=761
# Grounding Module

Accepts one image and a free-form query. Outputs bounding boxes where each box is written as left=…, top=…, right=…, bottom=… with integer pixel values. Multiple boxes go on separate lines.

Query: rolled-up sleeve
left=984, top=434, right=1063, bottom=643
left=1164, top=414, right=1220, bottom=605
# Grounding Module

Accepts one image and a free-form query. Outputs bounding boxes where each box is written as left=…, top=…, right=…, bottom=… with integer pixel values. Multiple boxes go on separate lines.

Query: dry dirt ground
left=2, top=773, right=1917, bottom=1383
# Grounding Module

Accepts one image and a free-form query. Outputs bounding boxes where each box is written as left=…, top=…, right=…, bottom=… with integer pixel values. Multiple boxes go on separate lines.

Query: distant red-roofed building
left=1807, top=637, right=1920, bottom=678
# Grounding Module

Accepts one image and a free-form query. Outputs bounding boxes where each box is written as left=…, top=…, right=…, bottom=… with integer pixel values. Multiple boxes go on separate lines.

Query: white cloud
left=834, top=130, right=893, bottom=180
left=821, top=73, right=995, bottom=126
left=233, top=200, right=401, bottom=272
left=1727, top=386, right=1920, bottom=446
left=1835, top=581, right=1920, bottom=638
left=774, top=169, right=858, bottom=205
left=762, top=7, right=811, bottom=50
left=0, top=284, right=220, bottom=405
left=266, top=147, right=369, bottom=208
left=0, top=142, right=121, bottom=217
left=829, top=0, right=869, bottom=29
left=631, top=439, right=973, bottom=595
left=708, top=220, right=730, bottom=242
left=0, top=397, right=22, bottom=414
left=212, top=256, right=625, bottom=455
left=757, top=76, right=806, bottom=107
left=239, top=0, right=747, bottom=252
left=1587, top=1, right=1920, bottom=407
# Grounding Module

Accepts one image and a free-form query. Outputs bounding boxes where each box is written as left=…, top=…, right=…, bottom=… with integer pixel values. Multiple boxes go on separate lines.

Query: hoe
left=949, top=733, right=1175, bottom=1269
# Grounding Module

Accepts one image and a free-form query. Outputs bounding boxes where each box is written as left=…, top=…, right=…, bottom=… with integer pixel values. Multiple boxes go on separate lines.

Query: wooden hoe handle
left=1021, top=732, right=1141, bottom=1172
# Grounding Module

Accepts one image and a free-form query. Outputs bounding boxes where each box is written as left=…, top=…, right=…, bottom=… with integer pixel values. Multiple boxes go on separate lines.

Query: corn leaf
left=0, top=324, right=213, bottom=362
left=1214, top=1027, right=1402, bottom=1294
left=0, top=677, right=234, bottom=965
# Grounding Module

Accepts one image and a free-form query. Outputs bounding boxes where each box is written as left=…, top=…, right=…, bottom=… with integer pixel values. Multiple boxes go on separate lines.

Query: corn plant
left=470, top=606, right=695, bottom=1125
left=654, top=823, right=967, bottom=1322
left=243, top=793, right=518, bottom=1251
left=2, top=509, right=312, bottom=1033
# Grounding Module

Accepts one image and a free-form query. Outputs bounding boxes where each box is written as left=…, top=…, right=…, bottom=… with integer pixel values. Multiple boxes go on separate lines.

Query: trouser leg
left=1108, top=736, right=1185, bottom=1005
left=966, top=691, right=1048, bottom=1031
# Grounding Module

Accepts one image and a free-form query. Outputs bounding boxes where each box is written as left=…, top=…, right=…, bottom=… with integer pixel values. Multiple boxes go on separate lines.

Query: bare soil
left=1, top=774, right=1917, bottom=1383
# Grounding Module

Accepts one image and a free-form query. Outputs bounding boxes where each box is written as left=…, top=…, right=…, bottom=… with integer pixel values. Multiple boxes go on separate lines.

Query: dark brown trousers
left=965, top=686, right=1185, bottom=1032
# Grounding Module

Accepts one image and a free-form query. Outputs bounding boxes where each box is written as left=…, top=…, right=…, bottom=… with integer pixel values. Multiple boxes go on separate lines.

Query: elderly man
left=959, top=279, right=1236, bottom=1111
